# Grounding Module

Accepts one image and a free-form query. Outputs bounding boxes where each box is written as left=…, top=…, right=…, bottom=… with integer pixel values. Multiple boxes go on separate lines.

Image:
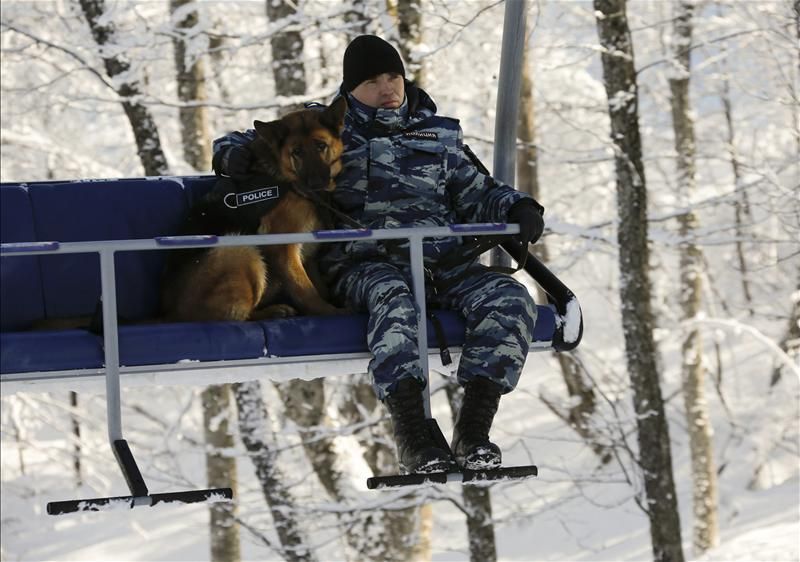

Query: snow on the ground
left=2, top=342, right=798, bottom=561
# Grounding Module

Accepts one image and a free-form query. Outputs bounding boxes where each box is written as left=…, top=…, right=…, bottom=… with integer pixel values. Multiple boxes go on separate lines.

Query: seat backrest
left=22, top=177, right=222, bottom=323
left=0, top=185, right=45, bottom=330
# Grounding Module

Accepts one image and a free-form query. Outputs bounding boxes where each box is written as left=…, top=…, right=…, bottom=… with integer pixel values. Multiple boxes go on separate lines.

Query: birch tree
left=171, top=0, right=212, bottom=171
left=170, top=2, right=240, bottom=558
left=77, top=0, right=168, bottom=176
left=668, top=1, right=718, bottom=554
left=233, top=381, right=315, bottom=562
left=393, top=0, right=424, bottom=84
left=201, top=385, right=241, bottom=562
left=593, top=1, right=684, bottom=560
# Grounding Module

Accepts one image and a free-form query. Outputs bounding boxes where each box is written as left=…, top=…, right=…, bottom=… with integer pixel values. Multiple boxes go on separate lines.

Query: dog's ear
left=319, top=96, right=347, bottom=135
left=254, top=119, right=288, bottom=147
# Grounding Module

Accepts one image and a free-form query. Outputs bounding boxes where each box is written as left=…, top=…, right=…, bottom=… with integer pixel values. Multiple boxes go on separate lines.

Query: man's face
left=350, top=72, right=405, bottom=109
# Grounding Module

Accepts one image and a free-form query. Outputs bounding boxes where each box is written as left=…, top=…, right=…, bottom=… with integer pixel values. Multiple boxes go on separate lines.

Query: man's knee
left=472, top=277, right=536, bottom=328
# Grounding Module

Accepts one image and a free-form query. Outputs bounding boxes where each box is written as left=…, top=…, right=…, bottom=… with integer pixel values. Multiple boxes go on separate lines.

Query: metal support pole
left=490, top=0, right=528, bottom=267
left=99, top=249, right=123, bottom=443
left=99, top=249, right=148, bottom=499
left=408, top=234, right=432, bottom=418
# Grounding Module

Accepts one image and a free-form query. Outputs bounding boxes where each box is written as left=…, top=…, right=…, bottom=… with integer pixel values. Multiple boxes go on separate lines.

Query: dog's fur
left=161, top=97, right=347, bottom=322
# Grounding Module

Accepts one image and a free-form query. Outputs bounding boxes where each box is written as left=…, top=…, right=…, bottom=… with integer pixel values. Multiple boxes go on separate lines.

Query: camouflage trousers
left=336, top=260, right=537, bottom=400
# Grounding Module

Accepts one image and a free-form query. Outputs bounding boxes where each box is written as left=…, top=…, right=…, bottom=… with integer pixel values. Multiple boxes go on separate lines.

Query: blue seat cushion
left=0, top=307, right=556, bottom=373
left=259, top=306, right=556, bottom=357
left=0, top=330, right=103, bottom=373
left=118, top=322, right=266, bottom=366
left=0, top=322, right=267, bottom=373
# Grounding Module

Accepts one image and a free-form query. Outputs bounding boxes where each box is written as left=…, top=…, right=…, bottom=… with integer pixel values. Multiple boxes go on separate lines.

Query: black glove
left=508, top=200, right=545, bottom=247
left=213, top=145, right=253, bottom=178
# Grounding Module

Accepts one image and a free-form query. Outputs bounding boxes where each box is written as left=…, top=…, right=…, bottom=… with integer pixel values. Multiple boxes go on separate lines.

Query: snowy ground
left=2, top=339, right=798, bottom=561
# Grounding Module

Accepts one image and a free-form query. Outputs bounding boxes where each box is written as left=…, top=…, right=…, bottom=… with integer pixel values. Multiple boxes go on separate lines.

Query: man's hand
left=508, top=200, right=545, bottom=247
left=213, top=145, right=253, bottom=178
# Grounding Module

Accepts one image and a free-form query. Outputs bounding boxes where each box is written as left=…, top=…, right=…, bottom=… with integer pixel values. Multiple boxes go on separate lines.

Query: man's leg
left=437, top=266, right=537, bottom=468
left=338, top=262, right=450, bottom=473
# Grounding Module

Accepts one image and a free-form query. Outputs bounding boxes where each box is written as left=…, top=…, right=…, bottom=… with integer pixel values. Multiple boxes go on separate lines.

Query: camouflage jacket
left=211, top=82, right=541, bottom=282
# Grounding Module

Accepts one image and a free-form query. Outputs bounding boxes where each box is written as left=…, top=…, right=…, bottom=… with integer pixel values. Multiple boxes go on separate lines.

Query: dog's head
left=252, top=97, right=347, bottom=192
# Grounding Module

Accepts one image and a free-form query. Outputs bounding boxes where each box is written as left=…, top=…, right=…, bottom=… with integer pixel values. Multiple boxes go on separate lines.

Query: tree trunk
left=266, top=0, right=306, bottom=111
left=720, top=73, right=754, bottom=313
left=394, top=0, right=424, bottom=85
left=233, top=381, right=315, bottom=562
left=445, top=381, right=497, bottom=562
left=78, top=0, right=169, bottom=176
left=771, top=270, right=800, bottom=387
left=170, top=0, right=212, bottom=171
left=69, top=391, right=82, bottom=487
left=337, top=375, right=425, bottom=562
left=273, top=379, right=344, bottom=498
left=201, top=385, right=241, bottom=562
left=344, top=0, right=369, bottom=41
left=169, top=3, right=238, bottom=558
left=592, top=2, right=685, bottom=561
left=517, top=39, right=610, bottom=465
left=668, top=2, right=719, bottom=555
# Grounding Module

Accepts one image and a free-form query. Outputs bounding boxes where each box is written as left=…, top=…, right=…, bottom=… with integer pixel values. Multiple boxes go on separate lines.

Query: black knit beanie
left=342, top=35, right=405, bottom=92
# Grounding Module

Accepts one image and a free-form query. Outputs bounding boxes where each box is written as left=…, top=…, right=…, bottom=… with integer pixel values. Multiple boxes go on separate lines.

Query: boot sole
left=458, top=448, right=502, bottom=471
left=400, top=458, right=452, bottom=475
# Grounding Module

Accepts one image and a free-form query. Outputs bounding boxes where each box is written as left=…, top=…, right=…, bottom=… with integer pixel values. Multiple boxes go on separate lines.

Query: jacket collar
left=339, top=81, right=437, bottom=133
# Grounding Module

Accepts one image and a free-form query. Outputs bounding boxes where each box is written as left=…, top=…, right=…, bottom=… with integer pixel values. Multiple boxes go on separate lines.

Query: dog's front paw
left=252, top=304, right=298, bottom=319
left=309, top=303, right=350, bottom=316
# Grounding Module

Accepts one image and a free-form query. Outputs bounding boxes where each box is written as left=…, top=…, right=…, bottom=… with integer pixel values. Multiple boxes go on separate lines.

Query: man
left=212, top=35, right=545, bottom=475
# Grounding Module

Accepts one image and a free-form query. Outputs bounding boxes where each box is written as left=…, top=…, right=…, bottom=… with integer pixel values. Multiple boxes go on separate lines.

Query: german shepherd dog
left=161, top=97, right=347, bottom=322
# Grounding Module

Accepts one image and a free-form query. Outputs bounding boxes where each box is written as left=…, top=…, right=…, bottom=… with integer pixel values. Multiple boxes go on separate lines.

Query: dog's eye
left=315, top=141, right=327, bottom=153
left=291, top=148, right=303, bottom=159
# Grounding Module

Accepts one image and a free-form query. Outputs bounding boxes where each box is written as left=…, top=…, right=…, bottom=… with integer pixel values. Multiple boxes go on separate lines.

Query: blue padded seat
left=181, top=175, right=217, bottom=206
left=28, top=179, right=190, bottom=321
left=0, top=185, right=45, bottom=330
left=260, top=306, right=556, bottom=357
left=118, top=322, right=266, bottom=366
left=0, top=330, right=103, bottom=373
left=0, top=322, right=266, bottom=373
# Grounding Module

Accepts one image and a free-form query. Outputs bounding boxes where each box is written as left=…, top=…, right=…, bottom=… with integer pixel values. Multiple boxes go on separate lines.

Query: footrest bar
left=366, top=465, right=538, bottom=489
left=46, top=487, right=233, bottom=515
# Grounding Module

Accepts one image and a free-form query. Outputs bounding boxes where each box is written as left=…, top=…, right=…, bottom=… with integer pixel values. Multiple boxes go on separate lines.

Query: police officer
left=213, top=35, right=545, bottom=475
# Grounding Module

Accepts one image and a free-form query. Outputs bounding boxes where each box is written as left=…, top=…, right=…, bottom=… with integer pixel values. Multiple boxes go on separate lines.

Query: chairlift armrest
left=449, top=223, right=515, bottom=234
left=155, top=235, right=218, bottom=247
left=500, top=240, right=583, bottom=351
left=1, top=241, right=60, bottom=253
left=313, top=228, right=372, bottom=240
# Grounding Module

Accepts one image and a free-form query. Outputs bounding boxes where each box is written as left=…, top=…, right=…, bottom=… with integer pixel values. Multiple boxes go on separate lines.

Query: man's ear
left=254, top=119, right=288, bottom=147
left=320, top=96, right=347, bottom=135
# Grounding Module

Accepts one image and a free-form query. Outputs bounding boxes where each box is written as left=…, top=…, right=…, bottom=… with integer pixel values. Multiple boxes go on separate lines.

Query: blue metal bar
left=155, top=235, right=218, bottom=246
left=408, top=233, right=432, bottom=418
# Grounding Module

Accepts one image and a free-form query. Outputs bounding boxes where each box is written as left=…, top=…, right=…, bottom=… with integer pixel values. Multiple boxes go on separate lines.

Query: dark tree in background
left=593, top=1, right=685, bottom=560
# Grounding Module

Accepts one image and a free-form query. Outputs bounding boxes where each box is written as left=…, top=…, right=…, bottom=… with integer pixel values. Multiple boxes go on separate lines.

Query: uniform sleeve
left=211, top=129, right=257, bottom=176
left=445, top=127, right=541, bottom=223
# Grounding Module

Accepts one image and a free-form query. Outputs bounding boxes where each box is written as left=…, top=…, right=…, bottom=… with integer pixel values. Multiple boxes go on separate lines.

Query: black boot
left=384, top=378, right=451, bottom=474
left=451, top=377, right=503, bottom=470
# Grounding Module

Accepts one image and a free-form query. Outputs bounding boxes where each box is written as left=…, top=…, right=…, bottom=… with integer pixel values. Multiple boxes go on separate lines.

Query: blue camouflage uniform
left=212, top=82, right=540, bottom=400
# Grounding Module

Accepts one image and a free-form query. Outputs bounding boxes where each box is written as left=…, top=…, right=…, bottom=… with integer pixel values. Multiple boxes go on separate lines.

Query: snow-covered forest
left=1, top=0, right=798, bottom=561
